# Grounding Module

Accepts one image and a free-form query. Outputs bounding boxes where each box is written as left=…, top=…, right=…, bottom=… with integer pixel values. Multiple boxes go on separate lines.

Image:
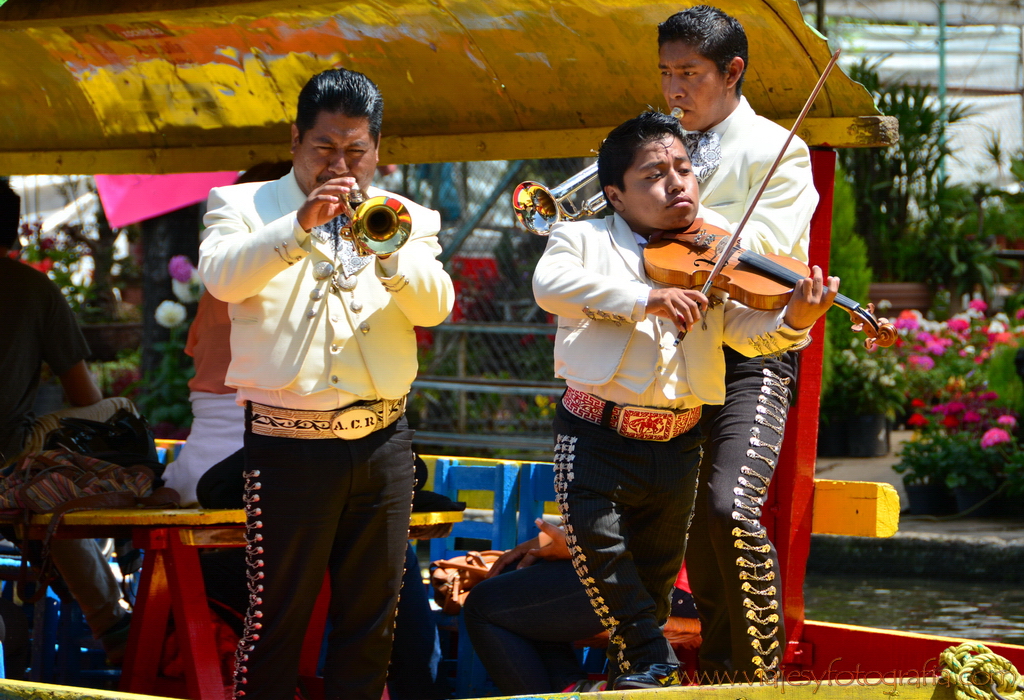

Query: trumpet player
left=659, top=6, right=819, bottom=683
left=199, top=68, right=453, bottom=700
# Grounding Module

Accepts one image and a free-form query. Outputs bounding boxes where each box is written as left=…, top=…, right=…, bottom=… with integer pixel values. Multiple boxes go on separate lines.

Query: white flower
left=988, top=319, right=1007, bottom=334
left=172, top=269, right=205, bottom=303
left=155, top=300, right=187, bottom=328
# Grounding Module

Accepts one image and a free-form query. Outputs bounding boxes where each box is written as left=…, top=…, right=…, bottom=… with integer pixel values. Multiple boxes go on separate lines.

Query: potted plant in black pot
left=819, top=338, right=908, bottom=457
left=895, top=393, right=1018, bottom=516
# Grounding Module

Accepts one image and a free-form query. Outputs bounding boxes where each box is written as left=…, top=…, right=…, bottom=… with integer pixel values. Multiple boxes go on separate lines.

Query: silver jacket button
left=350, top=300, right=363, bottom=313
left=313, top=261, right=335, bottom=280
left=359, top=322, right=370, bottom=334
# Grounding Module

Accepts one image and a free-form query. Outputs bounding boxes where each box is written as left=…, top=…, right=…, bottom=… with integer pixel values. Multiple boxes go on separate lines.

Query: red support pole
left=774, top=147, right=836, bottom=666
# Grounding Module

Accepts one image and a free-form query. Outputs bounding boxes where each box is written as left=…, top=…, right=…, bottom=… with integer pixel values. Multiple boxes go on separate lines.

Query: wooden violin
left=644, top=221, right=897, bottom=349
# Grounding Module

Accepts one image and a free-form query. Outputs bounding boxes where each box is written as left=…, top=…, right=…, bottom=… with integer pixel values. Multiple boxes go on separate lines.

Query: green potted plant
left=819, top=339, right=908, bottom=457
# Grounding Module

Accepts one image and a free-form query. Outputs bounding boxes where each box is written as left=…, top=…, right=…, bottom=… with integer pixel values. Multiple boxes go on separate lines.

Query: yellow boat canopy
left=0, top=0, right=895, bottom=174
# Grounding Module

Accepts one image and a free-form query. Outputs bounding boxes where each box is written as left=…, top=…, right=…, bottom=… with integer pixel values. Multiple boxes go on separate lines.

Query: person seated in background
left=530, top=111, right=837, bottom=690
left=463, top=518, right=701, bottom=695
left=0, top=180, right=132, bottom=663
left=161, top=161, right=292, bottom=507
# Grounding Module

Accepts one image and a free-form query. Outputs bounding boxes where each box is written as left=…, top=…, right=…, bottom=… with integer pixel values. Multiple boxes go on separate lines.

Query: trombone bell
left=347, top=196, right=412, bottom=256
left=512, top=181, right=562, bottom=236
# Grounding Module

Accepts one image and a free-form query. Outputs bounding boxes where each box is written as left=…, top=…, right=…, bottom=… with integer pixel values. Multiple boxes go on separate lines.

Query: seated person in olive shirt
left=0, top=181, right=132, bottom=662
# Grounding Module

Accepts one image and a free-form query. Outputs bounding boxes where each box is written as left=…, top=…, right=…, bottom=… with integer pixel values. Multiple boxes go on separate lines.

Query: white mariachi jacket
left=700, top=96, right=819, bottom=263
left=532, top=212, right=808, bottom=407
left=199, top=170, right=454, bottom=400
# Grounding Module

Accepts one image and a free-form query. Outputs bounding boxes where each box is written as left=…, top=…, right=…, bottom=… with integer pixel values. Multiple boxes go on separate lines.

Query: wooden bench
left=3, top=508, right=462, bottom=700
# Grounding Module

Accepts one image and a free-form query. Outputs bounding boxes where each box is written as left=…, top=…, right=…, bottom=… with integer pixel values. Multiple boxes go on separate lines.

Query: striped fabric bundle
left=0, top=448, right=177, bottom=602
left=0, top=449, right=153, bottom=513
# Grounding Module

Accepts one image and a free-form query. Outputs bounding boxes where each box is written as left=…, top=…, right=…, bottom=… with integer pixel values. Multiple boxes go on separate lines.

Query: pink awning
left=94, top=172, right=239, bottom=228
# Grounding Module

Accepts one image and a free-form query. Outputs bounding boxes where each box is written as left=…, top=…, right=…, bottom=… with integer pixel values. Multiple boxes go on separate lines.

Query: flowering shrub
left=820, top=337, right=908, bottom=418
left=892, top=306, right=1021, bottom=407
left=892, top=304, right=1024, bottom=498
left=134, top=257, right=202, bottom=434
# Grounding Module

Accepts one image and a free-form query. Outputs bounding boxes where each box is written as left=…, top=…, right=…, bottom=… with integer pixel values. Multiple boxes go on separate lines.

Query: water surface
left=804, top=574, right=1024, bottom=646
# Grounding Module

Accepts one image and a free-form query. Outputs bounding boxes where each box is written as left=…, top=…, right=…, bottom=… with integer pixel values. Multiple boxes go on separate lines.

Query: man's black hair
left=0, top=180, right=20, bottom=250
left=658, top=5, right=748, bottom=95
left=294, top=68, right=384, bottom=142
left=598, top=111, right=687, bottom=192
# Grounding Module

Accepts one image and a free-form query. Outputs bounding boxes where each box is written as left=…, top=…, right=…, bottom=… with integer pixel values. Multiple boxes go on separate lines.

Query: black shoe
left=612, top=663, right=681, bottom=690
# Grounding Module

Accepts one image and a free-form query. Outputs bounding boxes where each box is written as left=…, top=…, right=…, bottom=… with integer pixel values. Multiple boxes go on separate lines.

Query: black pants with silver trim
left=685, top=348, right=798, bottom=682
left=233, top=417, right=416, bottom=700
left=552, top=403, right=702, bottom=676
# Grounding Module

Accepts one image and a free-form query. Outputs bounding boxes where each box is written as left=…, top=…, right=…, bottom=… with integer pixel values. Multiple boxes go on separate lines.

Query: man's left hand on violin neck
left=782, top=265, right=839, bottom=331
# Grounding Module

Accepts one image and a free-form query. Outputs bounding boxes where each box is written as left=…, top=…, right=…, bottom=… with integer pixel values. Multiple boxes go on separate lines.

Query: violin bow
left=697, top=48, right=841, bottom=299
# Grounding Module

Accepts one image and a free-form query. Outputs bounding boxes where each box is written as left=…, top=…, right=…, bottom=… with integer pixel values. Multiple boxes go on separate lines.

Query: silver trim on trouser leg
left=553, top=432, right=632, bottom=673
left=234, top=469, right=265, bottom=697
left=732, top=368, right=790, bottom=681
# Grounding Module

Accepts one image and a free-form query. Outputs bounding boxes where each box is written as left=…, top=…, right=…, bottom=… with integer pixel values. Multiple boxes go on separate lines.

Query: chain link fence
left=377, top=158, right=603, bottom=457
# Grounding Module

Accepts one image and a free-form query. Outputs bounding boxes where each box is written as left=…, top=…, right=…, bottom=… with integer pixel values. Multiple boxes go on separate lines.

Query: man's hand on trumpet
left=297, top=176, right=361, bottom=232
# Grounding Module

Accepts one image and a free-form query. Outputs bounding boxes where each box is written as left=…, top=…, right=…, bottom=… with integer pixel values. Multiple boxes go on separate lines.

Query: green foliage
left=985, top=343, right=1024, bottom=415
left=134, top=325, right=194, bottom=428
left=839, top=59, right=969, bottom=283
left=821, top=338, right=907, bottom=419
left=893, top=432, right=1002, bottom=490
left=821, top=170, right=875, bottom=403
left=907, top=184, right=999, bottom=300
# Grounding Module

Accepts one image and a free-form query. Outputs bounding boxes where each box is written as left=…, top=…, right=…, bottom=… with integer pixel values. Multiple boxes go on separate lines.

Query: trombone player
left=199, top=68, right=454, bottom=700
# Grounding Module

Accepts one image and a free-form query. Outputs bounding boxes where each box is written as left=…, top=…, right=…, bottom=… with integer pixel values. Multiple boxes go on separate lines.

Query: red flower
left=942, top=415, right=960, bottom=428
left=910, top=398, right=926, bottom=408
left=906, top=413, right=929, bottom=427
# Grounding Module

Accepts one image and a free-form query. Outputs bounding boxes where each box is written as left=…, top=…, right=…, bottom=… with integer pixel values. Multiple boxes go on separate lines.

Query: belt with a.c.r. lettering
left=246, top=397, right=406, bottom=441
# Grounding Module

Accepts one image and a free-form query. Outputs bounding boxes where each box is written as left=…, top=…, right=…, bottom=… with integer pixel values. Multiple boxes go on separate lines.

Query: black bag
left=43, top=408, right=159, bottom=466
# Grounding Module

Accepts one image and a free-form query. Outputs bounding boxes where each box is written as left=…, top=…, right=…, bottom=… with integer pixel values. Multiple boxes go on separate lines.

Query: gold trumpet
left=512, top=108, right=684, bottom=235
left=342, top=188, right=413, bottom=256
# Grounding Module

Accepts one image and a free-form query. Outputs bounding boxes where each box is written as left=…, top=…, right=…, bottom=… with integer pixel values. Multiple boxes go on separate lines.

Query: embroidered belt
left=247, top=397, right=406, bottom=440
left=562, top=387, right=701, bottom=442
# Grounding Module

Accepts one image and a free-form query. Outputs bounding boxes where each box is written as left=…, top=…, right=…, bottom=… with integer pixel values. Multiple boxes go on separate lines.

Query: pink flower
left=168, top=255, right=195, bottom=283
left=944, top=401, right=967, bottom=414
left=979, top=391, right=999, bottom=401
left=1016, top=308, right=1024, bottom=321
left=969, top=299, right=988, bottom=312
left=980, top=428, right=1012, bottom=448
left=997, top=414, right=1017, bottom=428
left=909, top=355, right=935, bottom=370
left=947, top=318, right=970, bottom=333
left=894, top=313, right=920, bottom=331
left=962, top=410, right=982, bottom=423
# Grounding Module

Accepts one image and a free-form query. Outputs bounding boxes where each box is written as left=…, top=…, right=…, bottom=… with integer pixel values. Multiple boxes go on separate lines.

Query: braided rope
left=940, top=643, right=1024, bottom=700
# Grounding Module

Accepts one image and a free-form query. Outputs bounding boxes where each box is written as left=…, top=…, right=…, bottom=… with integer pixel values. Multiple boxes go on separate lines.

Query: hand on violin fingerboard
left=647, top=288, right=709, bottom=333
left=783, top=265, right=839, bottom=331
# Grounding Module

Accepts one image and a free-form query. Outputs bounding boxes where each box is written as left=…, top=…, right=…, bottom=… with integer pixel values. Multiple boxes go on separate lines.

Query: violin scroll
left=846, top=302, right=897, bottom=350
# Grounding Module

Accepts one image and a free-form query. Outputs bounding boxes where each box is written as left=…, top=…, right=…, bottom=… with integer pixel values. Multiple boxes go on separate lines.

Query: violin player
left=198, top=69, right=454, bottom=700
left=532, top=110, right=837, bottom=689
left=658, top=6, right=820, bottom=683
